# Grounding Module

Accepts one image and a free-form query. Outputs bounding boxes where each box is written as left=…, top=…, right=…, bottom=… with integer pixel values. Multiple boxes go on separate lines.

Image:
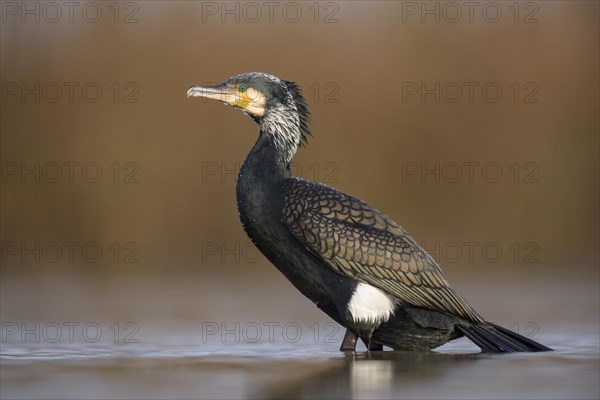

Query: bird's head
left=187, top=72, right=311, bottom=155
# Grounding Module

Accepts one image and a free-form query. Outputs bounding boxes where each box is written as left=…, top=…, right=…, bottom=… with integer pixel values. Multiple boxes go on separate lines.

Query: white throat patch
left=348, top=283, right=396, bottom=325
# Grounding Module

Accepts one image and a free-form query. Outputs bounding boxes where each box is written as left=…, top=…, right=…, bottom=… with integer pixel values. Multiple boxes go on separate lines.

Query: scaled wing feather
left=283, top=178, right=484, bottom=323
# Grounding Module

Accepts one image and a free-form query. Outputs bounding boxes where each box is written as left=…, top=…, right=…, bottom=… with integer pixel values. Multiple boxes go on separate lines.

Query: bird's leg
left=368, top=341, right=384, bottom=351
left=340, top=329, right=358, bottom=351
left=357, top=327, right=383, bottom=351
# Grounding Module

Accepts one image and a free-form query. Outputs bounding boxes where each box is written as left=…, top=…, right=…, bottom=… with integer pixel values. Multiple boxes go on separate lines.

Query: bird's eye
left=239, top=84, right=248, bottom=93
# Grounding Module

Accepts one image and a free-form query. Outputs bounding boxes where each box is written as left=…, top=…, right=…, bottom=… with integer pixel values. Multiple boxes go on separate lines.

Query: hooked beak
left=187, top=84, right=238, bottom=106
left=187, top=83, right=267, bottom=117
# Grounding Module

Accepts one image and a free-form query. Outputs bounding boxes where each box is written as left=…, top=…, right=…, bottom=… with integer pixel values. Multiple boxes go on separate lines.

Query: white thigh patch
left=348, top=283, right=396, bottom=325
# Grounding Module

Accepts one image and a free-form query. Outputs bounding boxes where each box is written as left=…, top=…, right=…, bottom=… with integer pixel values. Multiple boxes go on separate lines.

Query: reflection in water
left=1, top=271, right=598, bottom=399
left=350, top=355, right=394, bottom=395
left=1, top=336, right=598, bottom=399
left=1, top=258, right=598, bottom=400
left=259, top=351, right=485, bottom=399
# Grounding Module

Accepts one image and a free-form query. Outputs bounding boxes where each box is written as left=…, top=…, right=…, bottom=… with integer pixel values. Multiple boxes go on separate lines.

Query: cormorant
left=187, top=72, right=551, bottom=352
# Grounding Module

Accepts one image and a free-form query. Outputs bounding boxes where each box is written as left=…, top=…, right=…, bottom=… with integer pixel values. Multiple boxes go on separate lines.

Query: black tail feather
left=457, top=323, right=552, bottom=353
left=489, top=323, right=553, bottom=352
left=456, top=326, right=497, bottom=352
left=472, top=326, right=519, bottom=352
left=481, top=325, right=530, bottom=352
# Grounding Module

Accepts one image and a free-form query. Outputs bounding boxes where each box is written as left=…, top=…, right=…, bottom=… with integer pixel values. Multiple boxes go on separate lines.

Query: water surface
left=2, top=325, right=598, bottom=399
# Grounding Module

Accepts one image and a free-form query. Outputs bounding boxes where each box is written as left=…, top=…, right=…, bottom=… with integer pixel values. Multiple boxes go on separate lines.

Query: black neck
left=235, top=130, right=292, bottom=229
left=239, top=131, right=292, bottom=184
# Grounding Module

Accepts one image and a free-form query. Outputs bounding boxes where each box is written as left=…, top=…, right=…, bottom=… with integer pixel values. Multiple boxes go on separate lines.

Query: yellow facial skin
left=187, top=84, right=266, bottom=117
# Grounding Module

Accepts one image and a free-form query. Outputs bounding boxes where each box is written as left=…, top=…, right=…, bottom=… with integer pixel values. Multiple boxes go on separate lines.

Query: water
left=1, top=327, right=598, bottom=399
left=2, top=265, right=599, bottom=399
left=1, top=270, right=599, bottom=399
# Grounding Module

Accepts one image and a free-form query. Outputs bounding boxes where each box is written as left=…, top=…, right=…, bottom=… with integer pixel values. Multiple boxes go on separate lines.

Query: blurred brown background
left=1, top=1, right=598, bottom=328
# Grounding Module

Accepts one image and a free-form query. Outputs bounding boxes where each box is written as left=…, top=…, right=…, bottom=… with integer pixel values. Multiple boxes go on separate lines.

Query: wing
left=283, top=178, right=484, bottom=323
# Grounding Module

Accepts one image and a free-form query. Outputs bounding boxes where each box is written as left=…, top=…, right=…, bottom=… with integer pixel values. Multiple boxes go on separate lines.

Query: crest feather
left=284, top=80, right=312, bottom=146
